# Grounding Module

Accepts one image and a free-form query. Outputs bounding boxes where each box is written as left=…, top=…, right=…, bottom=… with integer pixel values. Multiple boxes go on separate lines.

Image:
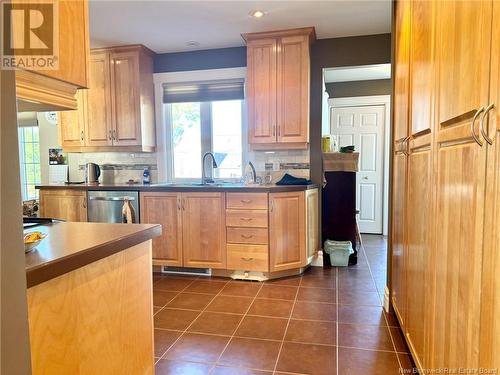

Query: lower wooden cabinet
left=140, top=192, right=183, bottom=266
left=181, top=193, right=226, bottom=269
left=39, top=189, right=87, bottom=222
left=269, top=191, right=306, bottom=272
left=140, top=192, right=226, bottom=269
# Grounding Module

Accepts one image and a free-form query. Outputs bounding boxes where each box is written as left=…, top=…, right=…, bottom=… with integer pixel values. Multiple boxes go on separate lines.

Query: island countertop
left=35, top=182, right=319, bottom=193
left=25, top=222, right=161, bottom=288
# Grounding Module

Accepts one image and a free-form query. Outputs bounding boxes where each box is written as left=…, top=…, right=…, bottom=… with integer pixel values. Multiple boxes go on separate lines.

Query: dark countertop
left=25, top=222, right=161, bottom=288
left=35, top=182, right=319, bottom=193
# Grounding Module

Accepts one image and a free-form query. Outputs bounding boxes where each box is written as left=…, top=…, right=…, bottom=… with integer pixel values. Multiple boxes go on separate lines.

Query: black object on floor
left=322, top=171, right=357, bottom=265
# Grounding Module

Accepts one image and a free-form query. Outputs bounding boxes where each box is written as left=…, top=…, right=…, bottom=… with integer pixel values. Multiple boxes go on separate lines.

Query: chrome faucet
left=201, top=152, right=218, bottom=184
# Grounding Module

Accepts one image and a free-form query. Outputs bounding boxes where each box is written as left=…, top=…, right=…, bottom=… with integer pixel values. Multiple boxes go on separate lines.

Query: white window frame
left=18, top=126, right=41, bottom=201
left=153, top=67, right=248, bottom=183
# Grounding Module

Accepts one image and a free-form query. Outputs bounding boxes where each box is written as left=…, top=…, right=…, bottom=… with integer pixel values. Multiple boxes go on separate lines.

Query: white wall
left=38, top=112, right=60, bottom=184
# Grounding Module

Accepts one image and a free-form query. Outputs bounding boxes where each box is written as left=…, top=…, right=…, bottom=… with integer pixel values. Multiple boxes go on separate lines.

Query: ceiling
left=324, top=63, right=391, bottom=83
left=89, top=1, right=392, bottom=54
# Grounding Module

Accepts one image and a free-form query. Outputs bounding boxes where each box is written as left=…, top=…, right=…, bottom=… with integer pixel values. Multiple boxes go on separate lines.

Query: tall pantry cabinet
left=391, top=0, right=499, bottom=372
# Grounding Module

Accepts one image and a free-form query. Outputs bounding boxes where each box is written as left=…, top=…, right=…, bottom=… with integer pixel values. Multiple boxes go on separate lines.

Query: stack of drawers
left=225, top=193, right=269, bottom=272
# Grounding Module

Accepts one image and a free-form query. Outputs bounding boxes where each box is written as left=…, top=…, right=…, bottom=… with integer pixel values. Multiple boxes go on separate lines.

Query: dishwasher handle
left=89, top=196, right=136, bottom=202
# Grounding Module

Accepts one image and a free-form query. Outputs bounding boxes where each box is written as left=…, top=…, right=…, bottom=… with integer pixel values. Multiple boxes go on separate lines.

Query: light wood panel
left=226, top=193, right=268, bottom=210
left=140, top=192, right=183, bottom=266
left=39, top=189, right=87, bottom=222
left=393, top=0, right=411, bottom=141
left=226, top=244, right=269, bottom=272
left=269, top=191, right=306, bottom=272
left=226, top=227, right=268, bottom=245
left=59, top=89, right=86, bottom=148
left=247, top=38, right=277, bottom=144
left=410, top=0, right=434, bottom=136
left=391, top=151, right=407, bottom=327
left=27, top=241, right=154, bottom=374
left=182, top=192, right=226, bottom=269
left=479, top=0, right=500, bottom=370
left=41, top=0, right=89, bottom=88
left=225, top=209, right=268, bottom=228
left=86, top=51, right=112, bottom=146
left=276, top=35, right=309, bottom=143
left=110, top=50, right=141, bottom=146
left=305, top=188, right=319, bottom=258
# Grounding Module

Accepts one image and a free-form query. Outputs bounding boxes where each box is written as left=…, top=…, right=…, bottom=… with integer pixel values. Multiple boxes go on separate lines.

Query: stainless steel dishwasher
left=87, top=191, right=139, bottom=223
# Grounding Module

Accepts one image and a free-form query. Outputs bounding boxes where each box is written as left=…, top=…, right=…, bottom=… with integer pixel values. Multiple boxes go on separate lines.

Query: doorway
left=329, top=95, right=390, bottom=234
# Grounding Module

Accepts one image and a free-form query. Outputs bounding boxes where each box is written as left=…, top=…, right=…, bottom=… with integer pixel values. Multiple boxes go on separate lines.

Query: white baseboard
left=310, top=250, right=324, bottom=267
left=383, top=286, right=390, bottom=313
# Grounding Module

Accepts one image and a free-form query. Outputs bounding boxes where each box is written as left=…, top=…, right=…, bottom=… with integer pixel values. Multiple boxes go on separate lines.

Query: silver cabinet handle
left=89, top=196, right=136, bottom=201
left=108, top=130, right=113, bottom=141
left=240, top=217, right=253, bottom=222
left=177, top=199, right=181, bottom=211
left=480, top=103, right=495, bottom=145
left=471, top=107, right=485, bottom=146
left=240, top=199, right=252, bottom=204
left=182, top=199, right=185, bottom=211
left=241, top=257, right=254, bottom=261
left=241, top=234, right=254, bottom=239
left=81, top=130, right=84, bottom=141
left=362, top=176, right=368, bottom=180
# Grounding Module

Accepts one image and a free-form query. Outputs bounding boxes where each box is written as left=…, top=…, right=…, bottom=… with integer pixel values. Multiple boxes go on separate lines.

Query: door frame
left=328, top=95, right=391, bottom=236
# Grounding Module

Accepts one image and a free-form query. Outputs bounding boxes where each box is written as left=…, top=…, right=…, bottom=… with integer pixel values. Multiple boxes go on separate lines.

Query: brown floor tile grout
left=156, top=278, right=234, bottom=365
left=210, top=281, right=267, bottom=373
left=271, top=273, right=302, bottom=374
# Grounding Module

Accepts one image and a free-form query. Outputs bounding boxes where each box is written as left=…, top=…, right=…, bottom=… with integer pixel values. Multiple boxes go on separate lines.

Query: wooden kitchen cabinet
left=243, top=28, right=314, bottom=150
left=392, top=0, right=498, bottom=372
left=59, top=45, right=156, bottom=152
left=39, top=189, right=87, bottom=222
left=59, top=89, right=87, bottom=148
left=181, top=193, right=226, bottom=269
left=140, top=192, right=183, bottom=266
left=16, top=0, right=90, bottom=112
left=269, top=191, right=306, bottom=272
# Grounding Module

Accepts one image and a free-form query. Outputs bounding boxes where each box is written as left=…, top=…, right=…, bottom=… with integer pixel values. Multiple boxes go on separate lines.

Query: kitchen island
left=25, top=222, right=161, bottom=374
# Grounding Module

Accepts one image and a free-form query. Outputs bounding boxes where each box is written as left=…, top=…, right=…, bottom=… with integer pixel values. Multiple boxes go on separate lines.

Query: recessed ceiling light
left=249, top=10, right=265, bottom=18
left=186, top=41, right=200, bottom=47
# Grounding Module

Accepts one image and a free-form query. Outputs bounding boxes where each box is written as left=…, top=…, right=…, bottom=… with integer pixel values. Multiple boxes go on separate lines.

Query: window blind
left=163, top=79, right=244, bottom=103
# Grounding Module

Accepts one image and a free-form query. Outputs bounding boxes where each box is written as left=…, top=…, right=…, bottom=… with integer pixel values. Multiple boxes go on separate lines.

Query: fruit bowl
left=24, top=232, right=47, bottom=253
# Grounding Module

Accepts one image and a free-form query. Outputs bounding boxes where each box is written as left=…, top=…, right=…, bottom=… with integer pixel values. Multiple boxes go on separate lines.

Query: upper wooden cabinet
left=59, top=45, right=156, bottom=152
left=16, top=0, right=90, bottom=112
left=243, top=28, right=315, bottom=150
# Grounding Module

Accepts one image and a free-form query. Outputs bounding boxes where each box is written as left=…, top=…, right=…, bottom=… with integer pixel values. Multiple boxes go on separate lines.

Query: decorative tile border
left=78, top=164, right=158, bottom=171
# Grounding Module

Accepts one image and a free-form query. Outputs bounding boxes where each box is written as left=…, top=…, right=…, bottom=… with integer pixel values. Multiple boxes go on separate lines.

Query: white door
left=330, top=104, right=385, bottom=234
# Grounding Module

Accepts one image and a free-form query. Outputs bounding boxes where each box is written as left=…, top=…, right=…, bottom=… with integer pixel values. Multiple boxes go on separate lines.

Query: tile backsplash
left=67, top=148, right=310, bottom=184
left=68, top=152, right=158, bottom=184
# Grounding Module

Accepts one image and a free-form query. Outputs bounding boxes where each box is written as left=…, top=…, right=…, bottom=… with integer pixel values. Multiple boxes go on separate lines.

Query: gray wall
left=325, top=79, right=391, bottom=98
left=154, top=46, right=246, bottom=73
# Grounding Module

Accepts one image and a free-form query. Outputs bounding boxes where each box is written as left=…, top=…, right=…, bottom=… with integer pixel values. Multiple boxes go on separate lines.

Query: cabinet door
left=479, top=1, right=500, bottom=370
left=247, top=38, right=277, bottom=144
left=110, top=51, right=141, bottom=146
left=39, top=0, right=89, bottom=88
left=431, top=1, right=491, bottom=369
left=39, top=190, right=87, bottom=222
left=277, top=35, right=309, bottom=143
left=405, top=0, right=435, bottom=369
left=181, top=193, right=226, bottom=269
left=140, top=192, right=183, bottom=266
left=59, top=89, right=86, bottom=148
left=269, top=192, right=305, bottom=272
left=393, top=0, right=411, bottom=142
left=86, top=51, right=112, bottom=146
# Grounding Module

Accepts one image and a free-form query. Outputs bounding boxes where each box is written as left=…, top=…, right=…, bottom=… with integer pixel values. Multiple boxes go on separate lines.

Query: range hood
left=17, top=112, right=38, bottom=127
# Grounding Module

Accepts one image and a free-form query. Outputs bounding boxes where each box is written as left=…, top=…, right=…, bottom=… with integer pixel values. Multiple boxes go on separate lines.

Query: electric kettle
left=85, top=163, right=101, bottom=183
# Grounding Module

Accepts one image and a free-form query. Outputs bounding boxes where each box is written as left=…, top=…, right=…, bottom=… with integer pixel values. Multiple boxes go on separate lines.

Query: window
left=170, top=100, right=243, bottom=180
left=18, top=127, right=41, bottom=200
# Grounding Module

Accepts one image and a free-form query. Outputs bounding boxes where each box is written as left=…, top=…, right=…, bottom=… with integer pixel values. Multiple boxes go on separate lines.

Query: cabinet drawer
left=226, top=193, right=268, bottom=209
left=226, top=209, right=268, bottom=228
left=227, top=227, right=268, bottom=244
left=227, top=244, right=269, bottom=272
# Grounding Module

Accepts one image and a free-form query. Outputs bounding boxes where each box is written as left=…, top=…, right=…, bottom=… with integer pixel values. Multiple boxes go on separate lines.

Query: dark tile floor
left=153, top=235, right=416, bottom=374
